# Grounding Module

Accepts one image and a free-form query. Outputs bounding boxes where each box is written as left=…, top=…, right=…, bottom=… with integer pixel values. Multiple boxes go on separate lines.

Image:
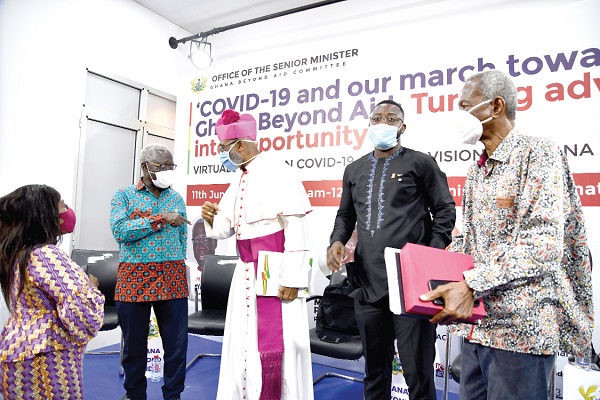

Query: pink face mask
left=59, top=206, right=77, bottom=234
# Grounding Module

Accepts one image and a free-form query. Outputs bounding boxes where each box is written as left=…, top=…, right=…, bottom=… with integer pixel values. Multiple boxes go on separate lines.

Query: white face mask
left=454, top=99, right=492, bottom=145
left=368, top=124, right=400, bottom=150
left=151, top=169, right=175, bottom=188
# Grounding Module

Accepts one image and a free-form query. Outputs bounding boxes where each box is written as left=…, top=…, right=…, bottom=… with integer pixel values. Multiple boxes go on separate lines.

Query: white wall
left=0, top=0, right=194, bottom=330
left=0, top=0, right=194, bottom=197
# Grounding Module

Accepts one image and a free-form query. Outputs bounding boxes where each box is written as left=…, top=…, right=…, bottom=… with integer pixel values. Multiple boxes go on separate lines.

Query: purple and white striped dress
left=0, top=244, right=104, bottom=399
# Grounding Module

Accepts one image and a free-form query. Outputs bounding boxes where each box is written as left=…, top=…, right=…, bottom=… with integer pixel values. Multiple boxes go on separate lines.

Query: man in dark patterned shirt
left=421, top=70, right=593, bottom=400
left=111, top=143, right=191, bottom=400
left=327, top=99, right=456, bottom=400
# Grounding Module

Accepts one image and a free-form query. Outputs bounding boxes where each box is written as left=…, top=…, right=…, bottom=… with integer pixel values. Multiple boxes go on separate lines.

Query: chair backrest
left=200, top=255, right=238, bottom=310
left=328, top=268, right=347, bottom=285
left=71, top=249, right=102, bottom=272
left=72, top=249, right=119, bottom=307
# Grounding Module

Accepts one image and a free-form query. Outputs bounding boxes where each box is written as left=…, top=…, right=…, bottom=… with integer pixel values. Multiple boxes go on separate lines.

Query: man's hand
left=278, top=286, right=298, bottom=301
left=162, top=212, right=191, bottom=227
left=420, top=280, right=475, bottom=324
left=201, top=201, right=220, bottom=227
left=326, top=241, right=345, bottom=272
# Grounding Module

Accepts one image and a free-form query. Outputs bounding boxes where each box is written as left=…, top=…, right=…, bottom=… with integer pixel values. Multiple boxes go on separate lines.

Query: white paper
left=255, top=251, right=309, bottom=297
left=384, top=247, right=404, bottom=315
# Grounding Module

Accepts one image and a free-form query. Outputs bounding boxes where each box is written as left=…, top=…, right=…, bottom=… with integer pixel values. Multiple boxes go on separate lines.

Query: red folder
left=385, top=243, right=486, bottom=323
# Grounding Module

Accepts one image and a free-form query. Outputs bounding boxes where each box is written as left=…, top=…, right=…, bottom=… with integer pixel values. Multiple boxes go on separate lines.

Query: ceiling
left=133, top=0, right=339, bottom=36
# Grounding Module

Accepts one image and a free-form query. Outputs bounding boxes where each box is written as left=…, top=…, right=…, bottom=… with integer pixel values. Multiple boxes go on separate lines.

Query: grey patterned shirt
left=450, top=129, right=593, bottom=357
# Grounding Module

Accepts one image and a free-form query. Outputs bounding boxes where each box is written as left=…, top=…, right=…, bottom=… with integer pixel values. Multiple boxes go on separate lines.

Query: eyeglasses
left=218, top=140, right=239, bottom=153
left=369, top=115, right=403, bottom=124
left=146, top=162, right=177, bottom=171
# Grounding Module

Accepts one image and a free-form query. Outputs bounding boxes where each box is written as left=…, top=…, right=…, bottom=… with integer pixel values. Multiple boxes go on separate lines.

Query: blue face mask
left=368, top=124, right=400, bottom=150
left=218, top=140, right=259, bottom=172
left=219, top=150, right=237, bottom=172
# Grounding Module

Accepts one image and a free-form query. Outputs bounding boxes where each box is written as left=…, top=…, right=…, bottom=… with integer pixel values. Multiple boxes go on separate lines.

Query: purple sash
left=237, top=230, right=285, bottom=400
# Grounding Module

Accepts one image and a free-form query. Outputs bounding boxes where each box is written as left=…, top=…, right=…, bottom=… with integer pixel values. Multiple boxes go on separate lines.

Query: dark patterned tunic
left=450, top=129, right=593, bottom=357
left=330, top=146, right=456, bottom=304
left=110, top=180, right=188, bottom=302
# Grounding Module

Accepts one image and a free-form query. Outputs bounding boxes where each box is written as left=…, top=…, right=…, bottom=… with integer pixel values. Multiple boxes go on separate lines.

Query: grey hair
left=468, top=70, right=518, bottom=120
left=140, top=143, right=171, bottom=164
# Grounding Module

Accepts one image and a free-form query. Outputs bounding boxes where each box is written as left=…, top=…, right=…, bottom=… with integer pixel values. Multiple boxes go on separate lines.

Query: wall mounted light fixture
left=168, top=0, right=346, bottom=69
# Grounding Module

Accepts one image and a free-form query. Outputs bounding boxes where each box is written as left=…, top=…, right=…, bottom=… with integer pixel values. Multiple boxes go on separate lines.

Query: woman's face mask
left=453, top=99, right=493, bottom=145
left=368, top=124, right=400, bottom=150
left=59, top=206, right=76, bottom=234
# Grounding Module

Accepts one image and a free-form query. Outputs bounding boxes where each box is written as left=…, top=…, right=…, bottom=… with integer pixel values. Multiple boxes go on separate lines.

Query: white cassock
left=205, top=153, right=314, bottom=400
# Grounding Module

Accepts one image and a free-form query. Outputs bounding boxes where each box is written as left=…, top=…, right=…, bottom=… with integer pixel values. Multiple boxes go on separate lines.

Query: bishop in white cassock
left=202, top=109, right=314, bottom=400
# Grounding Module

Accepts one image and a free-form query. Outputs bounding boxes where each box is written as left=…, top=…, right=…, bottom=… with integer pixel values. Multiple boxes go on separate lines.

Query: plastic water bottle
left=150, top=355, right=161, bottom=382
left=574, top=346, right=592, bottom=371
left=576, top=354, right=591, bottom=371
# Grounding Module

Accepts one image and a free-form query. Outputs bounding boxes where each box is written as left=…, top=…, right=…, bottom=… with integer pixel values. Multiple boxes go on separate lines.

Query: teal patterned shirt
left=110, top=180, right=188, bottom=302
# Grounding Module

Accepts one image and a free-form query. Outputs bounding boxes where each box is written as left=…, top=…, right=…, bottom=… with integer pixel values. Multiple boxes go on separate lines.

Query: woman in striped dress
left=0, top=184, right=105, bottom=399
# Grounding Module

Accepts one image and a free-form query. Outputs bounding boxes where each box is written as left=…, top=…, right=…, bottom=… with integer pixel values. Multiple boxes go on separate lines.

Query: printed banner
left=175, top=1, right=600, bottom=397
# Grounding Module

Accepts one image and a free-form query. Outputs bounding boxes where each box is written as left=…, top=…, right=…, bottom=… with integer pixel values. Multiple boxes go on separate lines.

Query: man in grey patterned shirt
left=421, top=70, right=593, bottom=400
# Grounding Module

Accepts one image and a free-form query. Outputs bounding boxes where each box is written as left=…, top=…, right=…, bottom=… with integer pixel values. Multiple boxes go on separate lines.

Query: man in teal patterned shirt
left=111, top=143, right=191, bottom=400
left=421, top=70, right=593, bottom=400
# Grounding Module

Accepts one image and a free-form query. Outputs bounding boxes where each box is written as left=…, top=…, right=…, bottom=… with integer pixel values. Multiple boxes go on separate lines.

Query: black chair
left=71, top=249, right=123, bottom=375
left=186, top=255, right=238, bottom=370
left=307, top=269, right=364, bottom=385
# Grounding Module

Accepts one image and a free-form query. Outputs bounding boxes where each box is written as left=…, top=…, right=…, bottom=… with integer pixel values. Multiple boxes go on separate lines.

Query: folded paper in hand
left=385, top=243, right=486, bottom=323
left=256, top=251, right=309, bottom=297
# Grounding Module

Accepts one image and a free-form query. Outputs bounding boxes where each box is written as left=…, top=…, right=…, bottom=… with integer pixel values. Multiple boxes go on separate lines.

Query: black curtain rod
left=169, top=0, right=346, bottom=49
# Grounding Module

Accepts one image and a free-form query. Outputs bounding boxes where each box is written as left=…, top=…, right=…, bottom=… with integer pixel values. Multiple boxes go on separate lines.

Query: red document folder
left=385, top=243, right=486, bottom=323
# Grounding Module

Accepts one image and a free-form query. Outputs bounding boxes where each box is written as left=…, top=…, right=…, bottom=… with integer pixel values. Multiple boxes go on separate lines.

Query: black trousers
left=116, top=298, right=188, bottom=400
left=355, top=300, right=437, bottom=400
